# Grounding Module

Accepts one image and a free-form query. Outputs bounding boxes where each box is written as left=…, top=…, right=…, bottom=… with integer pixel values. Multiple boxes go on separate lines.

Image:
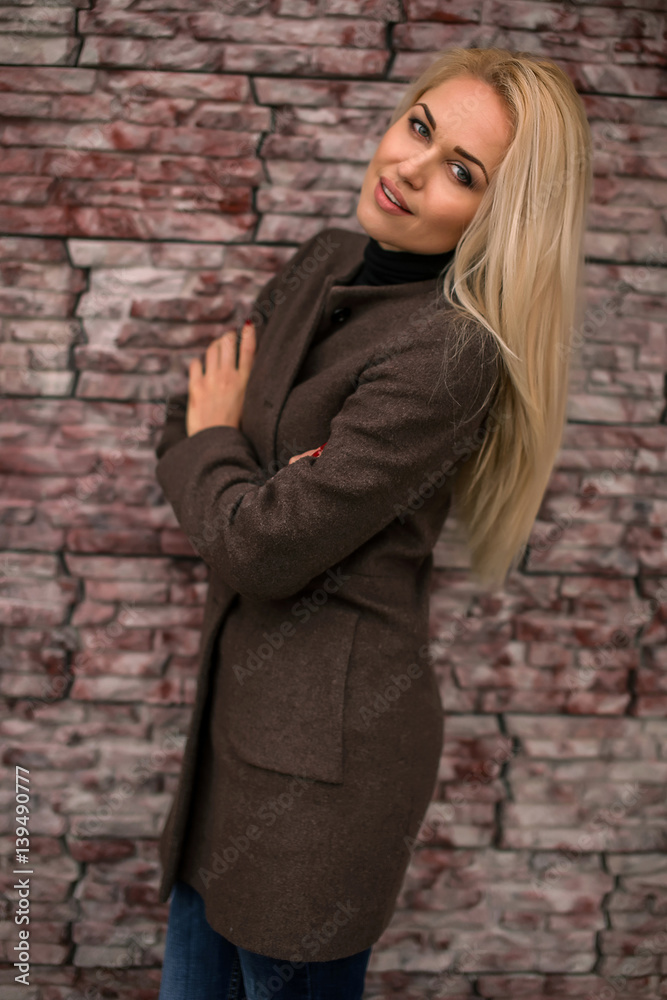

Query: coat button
left=331, top=306, right=351, bottom=325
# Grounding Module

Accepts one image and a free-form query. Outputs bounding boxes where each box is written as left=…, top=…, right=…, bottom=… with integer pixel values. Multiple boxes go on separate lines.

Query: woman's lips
left=374, top=179, right=412, bottom=215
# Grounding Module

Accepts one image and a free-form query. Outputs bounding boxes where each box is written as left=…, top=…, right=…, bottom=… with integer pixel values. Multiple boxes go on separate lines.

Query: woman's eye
left=451, top=163, right=473, bottom=186
left=407, top=115, right=473, bottom=188
left=408, top=115, right=430, bottom=141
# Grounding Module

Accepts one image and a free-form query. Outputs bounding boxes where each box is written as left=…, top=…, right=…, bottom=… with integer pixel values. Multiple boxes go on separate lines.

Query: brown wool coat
left=154, top=226, right=501, bottom=962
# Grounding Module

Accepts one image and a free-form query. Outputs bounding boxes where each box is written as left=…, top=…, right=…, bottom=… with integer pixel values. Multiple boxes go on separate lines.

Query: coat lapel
left=243, top=230, right=367, bottom=467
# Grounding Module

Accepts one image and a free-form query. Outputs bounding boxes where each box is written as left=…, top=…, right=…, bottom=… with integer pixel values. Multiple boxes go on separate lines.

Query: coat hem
left=179, top=870, right=388, bottom=963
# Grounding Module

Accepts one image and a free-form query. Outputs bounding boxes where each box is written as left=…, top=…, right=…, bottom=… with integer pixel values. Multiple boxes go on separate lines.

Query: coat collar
left=256, top=228, right=445, bottom=466
left=328, top=227, right=447, bottom=296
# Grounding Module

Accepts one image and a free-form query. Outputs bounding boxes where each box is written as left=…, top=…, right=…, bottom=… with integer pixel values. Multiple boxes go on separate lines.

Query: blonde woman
left=156, top=46, right=592, bottom=1000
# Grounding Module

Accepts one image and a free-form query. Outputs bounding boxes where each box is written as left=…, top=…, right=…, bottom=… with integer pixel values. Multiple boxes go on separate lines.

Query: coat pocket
left=215, top=597, right=361, bottom=784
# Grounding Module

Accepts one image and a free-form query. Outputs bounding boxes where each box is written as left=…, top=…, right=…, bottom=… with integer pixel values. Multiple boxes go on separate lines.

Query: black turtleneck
left=348, top=236, right=456, bottom=286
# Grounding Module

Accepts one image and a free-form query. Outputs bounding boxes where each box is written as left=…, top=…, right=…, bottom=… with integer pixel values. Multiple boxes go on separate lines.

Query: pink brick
left=70, top=676, right=186, bottom=703
left=190, top=12, right=387, bottom=47
left=223, top=43, right=387, bottom=78
left=101, top=69, right=250, bottom=102
left=79, top=11, right=180, bottom=37
left=0, top=66, right=95, bottom=93
left=404, top=0, right=483, bottom=22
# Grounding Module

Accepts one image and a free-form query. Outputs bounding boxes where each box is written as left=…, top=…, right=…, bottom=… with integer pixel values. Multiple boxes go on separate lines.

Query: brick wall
left=0, top=1, right=665, bottom=998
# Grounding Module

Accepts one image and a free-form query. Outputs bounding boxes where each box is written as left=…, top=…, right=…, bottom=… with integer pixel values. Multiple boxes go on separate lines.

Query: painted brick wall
left=0, top=1, right=666, bottom=998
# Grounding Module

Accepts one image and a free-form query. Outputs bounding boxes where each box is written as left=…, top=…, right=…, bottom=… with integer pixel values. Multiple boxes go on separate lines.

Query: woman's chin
left=356, top=197, right=391, bottom=241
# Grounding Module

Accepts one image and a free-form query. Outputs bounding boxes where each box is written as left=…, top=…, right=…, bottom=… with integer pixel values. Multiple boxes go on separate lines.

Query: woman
left=156, top=46, right=592, bottom=1000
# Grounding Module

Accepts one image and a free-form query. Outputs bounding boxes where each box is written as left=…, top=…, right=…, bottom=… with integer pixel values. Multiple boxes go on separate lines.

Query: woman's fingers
left=288, top=449, right=319, bottom=465
left=201, top=328, right=252, bottom=376
left=217, top=329, right=237, bottom=371
left=189, top=356, right=203, bottom=382
left=201, top=331, right=231, bottom=375
left=238, top=322, right=256, bottom=375
left=205, top=336, right=222, bottom=375
left=185, top=321, right=256, bottom=434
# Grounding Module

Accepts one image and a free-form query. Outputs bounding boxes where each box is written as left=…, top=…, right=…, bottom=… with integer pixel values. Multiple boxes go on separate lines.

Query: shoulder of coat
left=427, top=304, right=500, bottom=364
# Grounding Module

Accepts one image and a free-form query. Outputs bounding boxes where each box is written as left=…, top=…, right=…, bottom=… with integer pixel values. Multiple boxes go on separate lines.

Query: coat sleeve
left=154, top=316, right=501, bottom=600
left=156, top=392, right=189, bottom=461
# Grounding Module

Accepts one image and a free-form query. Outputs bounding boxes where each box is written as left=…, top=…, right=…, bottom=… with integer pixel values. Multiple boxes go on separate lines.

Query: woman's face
left=356, top=74, right=513, bottom=253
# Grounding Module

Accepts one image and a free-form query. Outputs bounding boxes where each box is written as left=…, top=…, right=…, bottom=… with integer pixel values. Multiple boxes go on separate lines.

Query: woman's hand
left=288, top=449, right=318, bottom=465
left=288, top=442, right=328, bottom=465
left=187, top=322, right=256, bottom=437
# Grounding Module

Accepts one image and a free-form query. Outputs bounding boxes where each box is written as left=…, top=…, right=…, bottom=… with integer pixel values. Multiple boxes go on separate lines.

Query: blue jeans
left=158, top=880, right=372, bottom=1000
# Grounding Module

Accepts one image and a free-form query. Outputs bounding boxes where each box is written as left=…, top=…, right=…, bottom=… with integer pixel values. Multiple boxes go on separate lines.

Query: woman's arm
left=155, top=319, right=501, bottom=601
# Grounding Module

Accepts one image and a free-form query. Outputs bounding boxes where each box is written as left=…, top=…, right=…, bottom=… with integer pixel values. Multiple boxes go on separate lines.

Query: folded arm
left=155, top=319, right=500, bottom=600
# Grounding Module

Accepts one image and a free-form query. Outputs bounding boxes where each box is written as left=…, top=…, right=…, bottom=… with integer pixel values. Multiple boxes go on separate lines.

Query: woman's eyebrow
left=414, top=102, right=489, bottom=185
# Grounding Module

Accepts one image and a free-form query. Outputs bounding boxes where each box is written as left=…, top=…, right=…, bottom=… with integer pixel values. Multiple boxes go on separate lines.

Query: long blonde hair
left=388, top=47, right=593, bottom=591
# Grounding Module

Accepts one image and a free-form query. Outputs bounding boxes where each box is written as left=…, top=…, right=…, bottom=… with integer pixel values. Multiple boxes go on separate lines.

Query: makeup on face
left=358, top=74, right=512, bottom=254
left=374, top=178, right=413, bottom=216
